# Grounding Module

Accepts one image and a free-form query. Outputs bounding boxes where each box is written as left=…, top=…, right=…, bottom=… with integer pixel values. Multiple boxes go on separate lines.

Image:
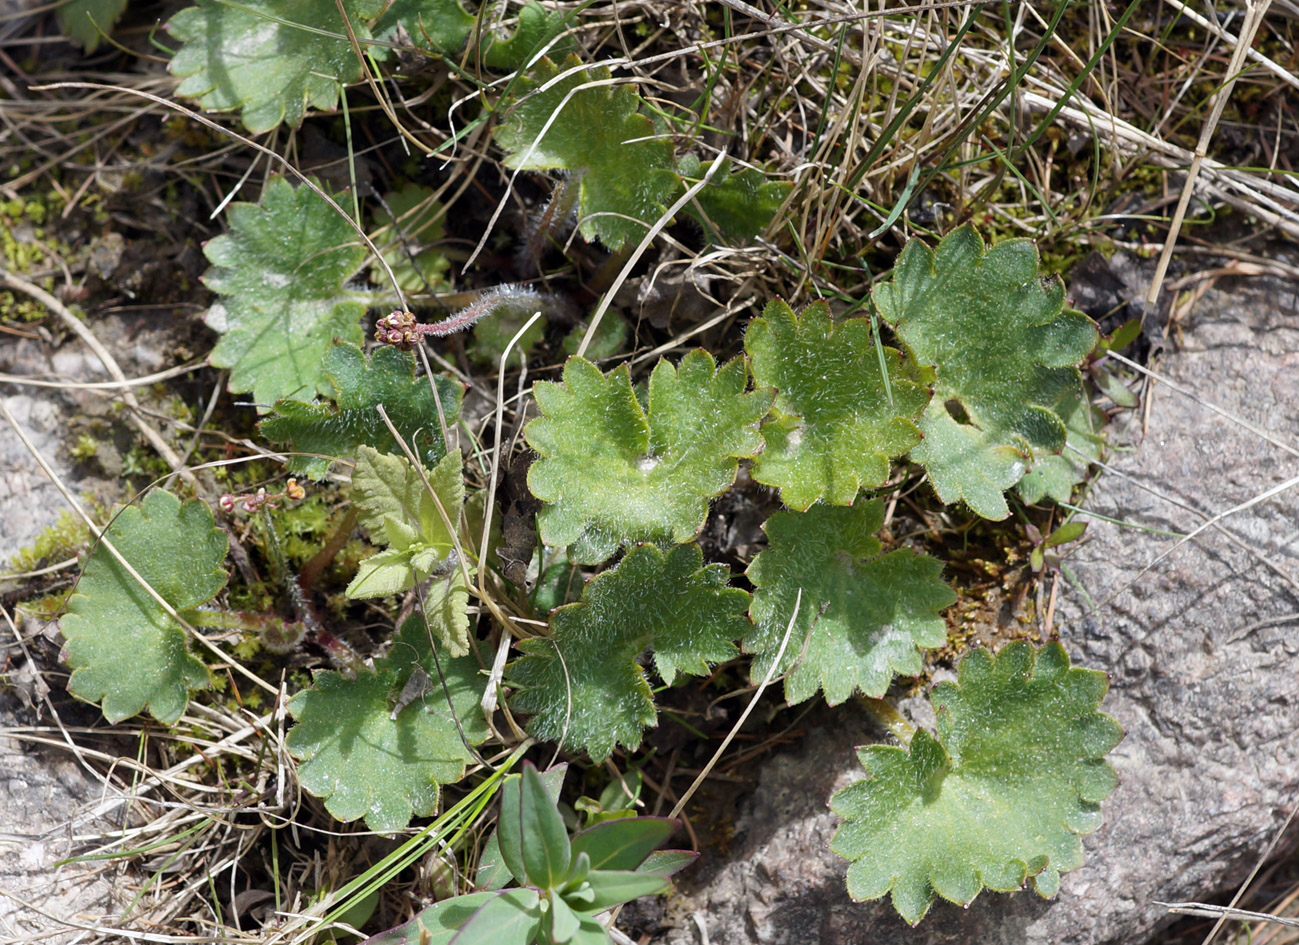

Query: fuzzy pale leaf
left=525, top=351, right=773, bottom=564
left=745, top=299, right=930, bottom=510
left=745, top=501, right=955, bottom=705
left=874, top=227, right=1098, bottom=519
left=60, top=490, right=226, bottom=724
left=495, top=55, right=680, bottom=250
left=202, top=178, right=367, bottom=409
left=507, top=543, right=750, bottom=761
left=286, top=615, right=487, bottom=831
left=260, top=342, right=463, bottom=480
left=168, top=0, right=382, bottom=132
left=830, top=641, right=1122, bottom=924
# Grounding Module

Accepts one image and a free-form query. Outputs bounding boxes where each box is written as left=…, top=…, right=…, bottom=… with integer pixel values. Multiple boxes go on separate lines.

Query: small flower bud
left=218, top=494, right=236, bottom=514
left=286, top=478, right=305, bottom=501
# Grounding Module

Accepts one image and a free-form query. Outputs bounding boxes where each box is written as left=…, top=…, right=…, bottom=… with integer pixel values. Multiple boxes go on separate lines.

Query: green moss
left=8, top=509, right=90, bottom=572
left=70, top=434, right=99, bottom=461
left=16, top=591, right=71, bottom=619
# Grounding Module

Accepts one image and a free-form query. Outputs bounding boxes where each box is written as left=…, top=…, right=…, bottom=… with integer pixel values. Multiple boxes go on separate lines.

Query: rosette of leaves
left=524, top=352, right=774, bottom=565
left=745, top=298, right=930, bottom=510
left=830, top=641, right=1122, bottom=924
left=260, top=342, right=463, bottom=480
left=363, top=763, right=693, bottom=945
left=873, top=227, right=1099, bottom=520
left=507, top=543, right=750, bottom=761
left=202, top=177, right=368, bottom=409
left=494, top=55, right=681, bottom=250
left=347, top=446, right=471, bottom=655
left=60, top=490, right=227, bottom=724
left=286, top=615, right=488, bottom=832
left=744, top=501, right=955, bottom=705
left=169, top=0, right=384, bottom=133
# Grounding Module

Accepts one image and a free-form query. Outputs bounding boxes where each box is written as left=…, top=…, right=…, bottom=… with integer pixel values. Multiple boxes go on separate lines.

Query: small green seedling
left=360, top=762, right=694, bottom=945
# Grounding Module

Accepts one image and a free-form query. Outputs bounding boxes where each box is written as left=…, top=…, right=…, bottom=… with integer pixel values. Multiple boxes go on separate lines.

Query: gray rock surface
left=658, top=255, right=1299, bottom=945
left=0, top=712, right=129, bottom=942
left=1, top=321, right=168, bottom=942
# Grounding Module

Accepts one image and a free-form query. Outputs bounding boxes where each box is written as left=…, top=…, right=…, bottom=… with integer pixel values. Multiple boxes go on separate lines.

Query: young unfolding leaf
left=744, top=501, right=954, bottom=705
left=507, top=543, right=750, bottom=761
left=495, top=55, right=680, bottom=250
left=873, top=227, right=1098, bottom=519
left=347, top=447, right=470, bottom=655
left=259, top=342, right=463, bottom=480
left=169, top=0, right=382, bottom=132
left=60, top=490, right=226, bottom=724
left=202, top=177, right=368, bottom=409
left=1017, top=381, right=1105, bottom=505
left=525, top=352, right=774, bottom=565
left=678, top=155, right=790, bottom=244
left=286, top=615, right=488, bottom=832
left=830, top=641, right=1122, bottom=924
left=745, top=299, right=930, bottom=510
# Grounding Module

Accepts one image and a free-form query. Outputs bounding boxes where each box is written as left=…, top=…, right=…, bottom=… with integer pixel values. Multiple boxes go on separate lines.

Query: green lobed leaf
left=347, top=447, right=470, bottom=654
left=168, top=0, right=382, bottom=133
left=873, top=226, right=1099, bottom=519
left=286, top=615, right=488, bottom=832
left=476, top=2, right=572, bottom=70
left=60, top=490, right=226, bottom=725
left=525, top=352, right=774, bottom=565
left=745, top=298, right=930, bottom=510
left=678, top=155, right=790, bottom=244
left=1017, top=380, right=1105, bottom=506
left=371, top=0, right=567, bottom=68
left=58, top=0, right=128, bottom=51
left=507, top=543, right=750, bottom=761
left=202, top=177, right=368, bottom=409
left=259, top=342, right=463, bottom=480
left=495, top=55, right=680, bottom=250
left=744, top=501, right=955, bottom=705
left=371, top=0, right=474, bottom=57
left=830, top=641, right=1123, bottom=924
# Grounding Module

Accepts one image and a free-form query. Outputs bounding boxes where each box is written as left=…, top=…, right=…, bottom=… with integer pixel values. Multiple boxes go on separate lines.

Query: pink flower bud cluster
left=217, top=479, right=306, bottom=516
left=374, top=310, right=421, bottom=350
